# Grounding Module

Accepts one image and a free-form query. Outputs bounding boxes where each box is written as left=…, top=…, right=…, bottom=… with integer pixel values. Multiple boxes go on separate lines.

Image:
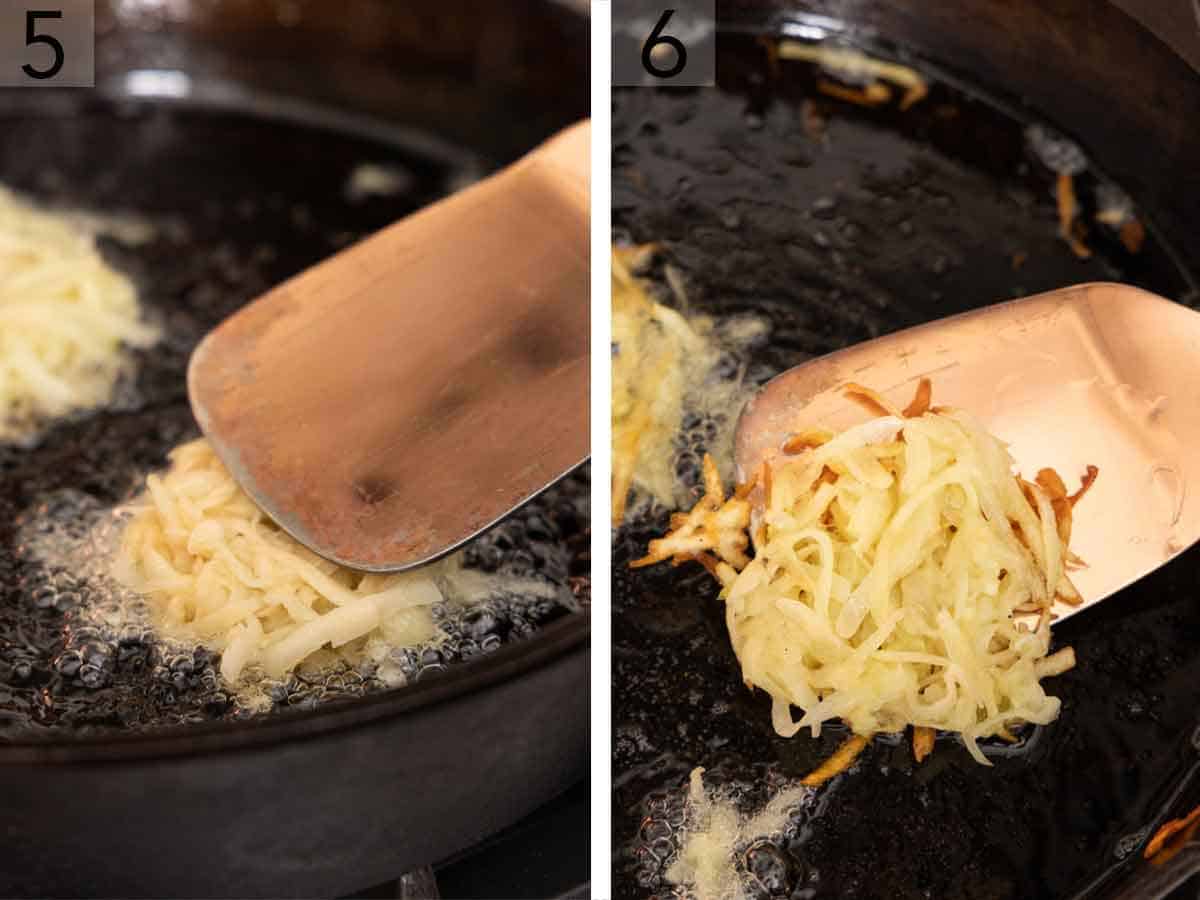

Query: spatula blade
left=735, top=282, right=1200, bottom=624
left=189, top=122, right=589, bottom=572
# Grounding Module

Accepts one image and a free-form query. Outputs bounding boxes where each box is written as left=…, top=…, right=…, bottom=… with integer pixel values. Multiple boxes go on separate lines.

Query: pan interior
left=612, top=31, right=1200, bottom=900
left=0, top=95, right=589, bottom=738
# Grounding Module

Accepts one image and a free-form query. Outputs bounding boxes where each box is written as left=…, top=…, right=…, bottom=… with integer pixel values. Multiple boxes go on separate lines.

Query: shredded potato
left=775, top=42, right=929, bottom=110
left=912, top=725, right=936, bottom=763
left=0, top=186, right=158, bottom=441
left=1144, top=804, right=1200, bottom=862
left=667, top=767, right=812, bottom=900
left=1056, top=173, right=1092, bottom=259
left=801, top=734, right=870, bottom=786
left=611, top=246, right=758, bottom=525
left=114, top=439, right=465, bottom=683
left=612, top=245, right=710, bottom=523
left=637, top=381, right=1094, bottom=765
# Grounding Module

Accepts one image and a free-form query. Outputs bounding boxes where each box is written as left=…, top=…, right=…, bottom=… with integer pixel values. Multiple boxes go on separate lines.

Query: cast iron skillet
left=0, top=2, right=589, bottom=897
left=612, top=3, right=1200, bottom=898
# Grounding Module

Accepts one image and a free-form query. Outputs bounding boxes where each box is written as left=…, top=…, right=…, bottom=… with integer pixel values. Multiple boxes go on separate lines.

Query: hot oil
left=11, top=470, right=586, bottom=723
left=0, top=103, right=589, bottom=735
left=612, top=31, right=1200, bottom=900
left=613, top=248, right=770, bottom=516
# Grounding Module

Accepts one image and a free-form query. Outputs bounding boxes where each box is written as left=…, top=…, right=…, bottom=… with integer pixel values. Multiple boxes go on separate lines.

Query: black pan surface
left=612, top=31, right=1200, bottom=900
left=0, top=95, right=589, bottom=738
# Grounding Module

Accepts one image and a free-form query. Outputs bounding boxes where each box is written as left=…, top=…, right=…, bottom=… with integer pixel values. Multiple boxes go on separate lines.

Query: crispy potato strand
left=1144, top=804, right=1200, bottom=862
left=912, top=726, right=935, bottom=763
left=777, top=42, right=929, bottom=110
left=902, top=377, right=933, bottom=418
left=801, top=734, right=871, bottom=786
left=782, top=429, right=833, bottom=454
left=1070, top=465, right=1100, bottom=506
left=817, top=79, right=891, bottom=107
left=630, top=454, right=751, bottom=572
left=1056, top=173, right=1092, bottom=259
left=1120, top=218, right=1146, bottom=254
left=843, top=382, right=901, bottom=417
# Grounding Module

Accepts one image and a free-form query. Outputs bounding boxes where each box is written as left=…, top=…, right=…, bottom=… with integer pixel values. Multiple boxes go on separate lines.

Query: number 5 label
left=1, top=0, right=93, bottom=86
left=613, top=0, right=715, bottom=87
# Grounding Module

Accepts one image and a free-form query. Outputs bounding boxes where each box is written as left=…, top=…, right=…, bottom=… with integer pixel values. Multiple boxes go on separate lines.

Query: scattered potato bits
left=774, top=41, right=929, bottom=110
left=0, top=186, right=158, bottom=441
left=611, top=245, right=716, bottom=524
left=113, top=439, right=451, bottom=684
left=637, top=380, right=1094, bottom=765
left=667, top=766, right=812, bottom=900
left=611, top=245, right=766, bottom=526
left=1144, top=804, right=1200, bottom=863
left=630, top=454, right=752, bottom=582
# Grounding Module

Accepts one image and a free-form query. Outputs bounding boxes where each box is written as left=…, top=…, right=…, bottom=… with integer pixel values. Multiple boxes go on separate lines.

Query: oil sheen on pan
left=0, top=103, right=589, bottom=735
left=611, top=32, right=1200, bottom=900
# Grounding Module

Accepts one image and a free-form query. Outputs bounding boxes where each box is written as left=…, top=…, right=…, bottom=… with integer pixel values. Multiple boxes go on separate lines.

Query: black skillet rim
left=0, top=612, right=588, bottom=762
left=0, top=80, right=591, bottom=764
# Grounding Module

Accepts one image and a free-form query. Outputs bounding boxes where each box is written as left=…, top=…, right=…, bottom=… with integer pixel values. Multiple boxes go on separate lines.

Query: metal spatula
left=188, top=121, right=590, bottom=572
left=735, top=282, right=1200, bottom=624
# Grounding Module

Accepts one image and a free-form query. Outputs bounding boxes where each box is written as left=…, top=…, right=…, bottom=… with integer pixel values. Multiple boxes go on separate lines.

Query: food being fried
left=667, top=767, right=812, bottom=900
left=636, top=380, right=1095, bottom=764
left=1144, top=804, right=1200, bottom=863
left=113, top=439, right=530, bottom=684
left=611, top=246, right=761, bottom=525
left=612, top=245, right=715, bottom=524
left=773, top=41, right=929, bottom=110
left=0, top=187, right=158, bottom=442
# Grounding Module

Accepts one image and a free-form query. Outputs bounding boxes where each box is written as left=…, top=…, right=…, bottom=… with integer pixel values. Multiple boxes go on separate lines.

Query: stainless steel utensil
left=736, top=283, right=1200, bottom=624
left=189, top=121, right=590, bottom=572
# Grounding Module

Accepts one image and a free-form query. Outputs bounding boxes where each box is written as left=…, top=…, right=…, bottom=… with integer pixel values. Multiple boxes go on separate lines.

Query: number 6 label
left=613, top=0, right=715, bottom=87
left=642, top=10, right=688, bottom=79
left=1, top=0, right=93, bottom=86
